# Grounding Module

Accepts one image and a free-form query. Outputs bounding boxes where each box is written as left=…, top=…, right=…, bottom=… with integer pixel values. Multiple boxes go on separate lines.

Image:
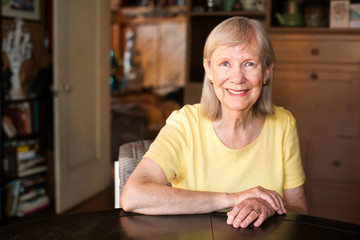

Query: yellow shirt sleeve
left=282, top=116, right=306, bottom=189
left=144, top=105, right=192, bottom=182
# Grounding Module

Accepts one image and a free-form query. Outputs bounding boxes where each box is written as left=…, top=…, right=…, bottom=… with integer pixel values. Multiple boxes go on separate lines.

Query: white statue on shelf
left=2, top=18, right=32, bottom=100
left=122, top=29, right=144, bottom=91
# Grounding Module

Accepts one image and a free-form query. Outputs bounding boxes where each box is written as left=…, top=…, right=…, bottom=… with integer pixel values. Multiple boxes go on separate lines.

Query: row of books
left=5, top=175, right=50, bottom=217
left=3, top=139, right=46, bottom=179
left=2, top=101, right=40, bottom=138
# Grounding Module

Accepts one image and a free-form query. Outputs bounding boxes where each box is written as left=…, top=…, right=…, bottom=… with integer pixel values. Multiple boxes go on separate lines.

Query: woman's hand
left=226, top=198, right=276, bottom=228
left=232, top=186, right=286, bottom=215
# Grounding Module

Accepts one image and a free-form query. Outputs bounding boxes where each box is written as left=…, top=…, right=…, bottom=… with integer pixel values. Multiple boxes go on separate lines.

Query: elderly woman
left=121, top=16, right=307, bottom=228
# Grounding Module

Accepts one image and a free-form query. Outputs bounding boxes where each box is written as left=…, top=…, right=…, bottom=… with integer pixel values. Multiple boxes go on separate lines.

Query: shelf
left=269, top=27, right=360, bottom=35
left=119, top=15, right=186, bottom=26
left=190, top=11, right=266, bottom=17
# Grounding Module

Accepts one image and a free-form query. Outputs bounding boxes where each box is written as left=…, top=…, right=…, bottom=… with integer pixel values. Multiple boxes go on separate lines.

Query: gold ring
left=253, top=209, right=261, bottom=216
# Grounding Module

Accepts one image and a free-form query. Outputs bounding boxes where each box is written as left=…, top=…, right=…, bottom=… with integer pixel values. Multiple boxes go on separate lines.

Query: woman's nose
left=230, top=66, right=246, bottom=83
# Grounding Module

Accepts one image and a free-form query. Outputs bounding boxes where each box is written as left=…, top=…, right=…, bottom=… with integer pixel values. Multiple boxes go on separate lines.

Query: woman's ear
left=264, top=63, right=274, bottom=82
left=203, top=59, right=213, bottom=81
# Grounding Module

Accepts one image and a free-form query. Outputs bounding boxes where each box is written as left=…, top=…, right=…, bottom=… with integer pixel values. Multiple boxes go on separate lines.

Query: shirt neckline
left=208, top=113, right=269, bottom=152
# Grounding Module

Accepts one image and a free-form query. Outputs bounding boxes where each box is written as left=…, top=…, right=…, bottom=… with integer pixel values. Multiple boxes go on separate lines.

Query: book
left=18, top=156, right=45, bottom=172
left=16, top=139, right=40, bottom=161
left=19, top=187, right=46, bottom=202
left=18, top=165, right=47, bottom=178
left=18, top=102, right=32, bottom=134
left=4, top=105, right=23, bottom=135
left=17, top=150, right=40, bottom=161
left=32, top=101, right=39, bottom=133
left=3, top=143, right=18, bottom=179
left=5, top=175, right=50, bottom=217
left=17, top=195, right=50, bottom=217
left=21, top=175, right=46, bottom=187
left=2, top=115, right=18, bottom=137
left=20, top=175, right=47, bottom=196
left=3, top=101, right=39, bottom=136
left=5, top=180, right=21, bottom=216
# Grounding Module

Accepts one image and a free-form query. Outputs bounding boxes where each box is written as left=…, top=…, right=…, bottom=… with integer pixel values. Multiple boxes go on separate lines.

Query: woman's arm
left=120, top=157, right=286, bottom=215
left=283, top=185, right=308, bottom=214
left=120, top=157, right=229, bottom=214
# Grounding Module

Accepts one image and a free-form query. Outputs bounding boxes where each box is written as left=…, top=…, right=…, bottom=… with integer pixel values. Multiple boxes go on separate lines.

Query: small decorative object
left=275, top=0, right=303, bottom=27
left=330, top=0, right=350, bottom=28
left=2, top=18, right=32, bottom=100
left=232, top=1, right=243, bottom=11
left=207, top=0, right=214, bottom=12
left=223, top=0, right=235, bottom=11
left=192, top=0, right=205, bottom=12
left=304, top=0, right=329, bottom=27
left=122, top=29, right=144, bottom=91
left=207, top=0, right=221, bottom=11
left=349, top=3, right=360, bottom=28
left=241, top=0, right=256, bottom=11
left=254, top=0, right=266, bottom=12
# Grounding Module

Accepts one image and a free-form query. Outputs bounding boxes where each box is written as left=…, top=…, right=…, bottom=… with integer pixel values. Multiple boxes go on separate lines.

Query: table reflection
left=119, top=213, right=212, bottom=239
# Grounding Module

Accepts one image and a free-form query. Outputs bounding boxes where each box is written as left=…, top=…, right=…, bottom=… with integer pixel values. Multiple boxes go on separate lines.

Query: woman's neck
left=218, top=107, right=254, bottom=131
left=212, top=108, right=265, bottom=149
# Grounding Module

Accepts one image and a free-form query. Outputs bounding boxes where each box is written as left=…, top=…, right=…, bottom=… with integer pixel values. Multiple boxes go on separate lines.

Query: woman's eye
left=220, top=61, right=230, bottom=67
left=243, top=62, right=256, bottom=69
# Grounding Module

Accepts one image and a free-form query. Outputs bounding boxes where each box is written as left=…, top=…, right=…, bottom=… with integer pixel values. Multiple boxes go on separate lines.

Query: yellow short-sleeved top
left=144, top=104, right=305, bottom=196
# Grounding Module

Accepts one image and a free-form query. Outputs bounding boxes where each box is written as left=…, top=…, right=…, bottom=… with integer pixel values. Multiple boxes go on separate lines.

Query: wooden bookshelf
left=1, top=98, right=51, bottom=222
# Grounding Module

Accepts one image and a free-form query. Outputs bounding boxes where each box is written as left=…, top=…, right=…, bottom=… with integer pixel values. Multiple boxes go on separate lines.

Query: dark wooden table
left=0, top=209, right=359, bottom=239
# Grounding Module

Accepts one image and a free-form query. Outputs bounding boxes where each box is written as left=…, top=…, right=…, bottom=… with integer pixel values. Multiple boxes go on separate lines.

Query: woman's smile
left=227, top=88, right=250, bottom=96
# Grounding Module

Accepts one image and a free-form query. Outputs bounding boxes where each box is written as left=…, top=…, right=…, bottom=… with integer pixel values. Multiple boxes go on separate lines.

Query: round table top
left=0, top=209, right=359, bottom=239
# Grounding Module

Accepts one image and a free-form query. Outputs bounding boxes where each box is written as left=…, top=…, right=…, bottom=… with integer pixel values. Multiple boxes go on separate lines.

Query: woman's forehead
left=211, top=41, right=260, bottom=59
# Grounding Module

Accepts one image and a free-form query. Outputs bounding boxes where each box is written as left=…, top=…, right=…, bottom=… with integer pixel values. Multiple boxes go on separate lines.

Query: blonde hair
left=200, top=17, right=275, bottom=120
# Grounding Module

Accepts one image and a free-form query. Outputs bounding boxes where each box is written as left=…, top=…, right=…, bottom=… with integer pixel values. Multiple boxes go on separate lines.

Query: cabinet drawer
left=273, top=69, right=360, bottom=139
left=272, top=39, right=360, bottom=63
left=309, top=139, right=360, bottom=184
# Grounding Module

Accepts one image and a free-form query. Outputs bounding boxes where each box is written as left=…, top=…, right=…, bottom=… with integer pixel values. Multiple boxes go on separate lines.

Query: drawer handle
left=331, top=160, right=341, bottom=168
left=311, top=48, right=319, bottom=55
left=310, top=73, right=318, bottom=80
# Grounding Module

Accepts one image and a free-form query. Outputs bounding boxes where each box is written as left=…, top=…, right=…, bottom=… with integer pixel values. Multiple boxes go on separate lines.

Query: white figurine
left=122, top=29, right=143, bottom=91
left=2, top=18, right=32, bottom=100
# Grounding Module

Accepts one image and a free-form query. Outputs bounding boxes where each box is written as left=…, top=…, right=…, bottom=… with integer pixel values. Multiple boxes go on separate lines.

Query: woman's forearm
left=120, top=182, right=232, bottom=215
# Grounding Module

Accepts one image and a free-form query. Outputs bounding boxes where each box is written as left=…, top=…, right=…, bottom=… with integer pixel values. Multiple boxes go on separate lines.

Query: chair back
left=114, top=140, right=153, bottom=208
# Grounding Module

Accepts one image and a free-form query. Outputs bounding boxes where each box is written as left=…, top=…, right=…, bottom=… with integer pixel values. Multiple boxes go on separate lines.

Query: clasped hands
left=226, top=186, right=286, bottom=228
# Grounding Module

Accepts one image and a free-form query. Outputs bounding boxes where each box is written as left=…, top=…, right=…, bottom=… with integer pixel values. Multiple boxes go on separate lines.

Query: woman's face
left=204, top=39, right=272, bottom=115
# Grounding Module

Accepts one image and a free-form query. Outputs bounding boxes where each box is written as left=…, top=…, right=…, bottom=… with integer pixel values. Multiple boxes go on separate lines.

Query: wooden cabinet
left=271, top=33, right=360, bottom=224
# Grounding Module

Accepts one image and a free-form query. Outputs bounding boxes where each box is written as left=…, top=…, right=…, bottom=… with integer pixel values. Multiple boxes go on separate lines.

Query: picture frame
left=2, top=0, right=41, bottom=21
left=330, top=0, right=350, bottom=28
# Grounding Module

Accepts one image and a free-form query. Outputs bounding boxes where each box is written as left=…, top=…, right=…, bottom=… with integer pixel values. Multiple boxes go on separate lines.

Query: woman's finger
left=239, top=209, right=260, bottom=228
left=253, top=211, right=267, bottom=227
left=252, top=187, right=286, bottom=214
left=232, top=205, right=252, bottom=228
left=226, top=205, right=242, bottom=225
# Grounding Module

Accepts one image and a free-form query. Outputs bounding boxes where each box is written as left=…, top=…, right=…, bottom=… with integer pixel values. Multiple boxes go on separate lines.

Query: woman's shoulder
left=269, top=106, right=296, bottom=126
left=167, top=103, right=201, bottom=123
